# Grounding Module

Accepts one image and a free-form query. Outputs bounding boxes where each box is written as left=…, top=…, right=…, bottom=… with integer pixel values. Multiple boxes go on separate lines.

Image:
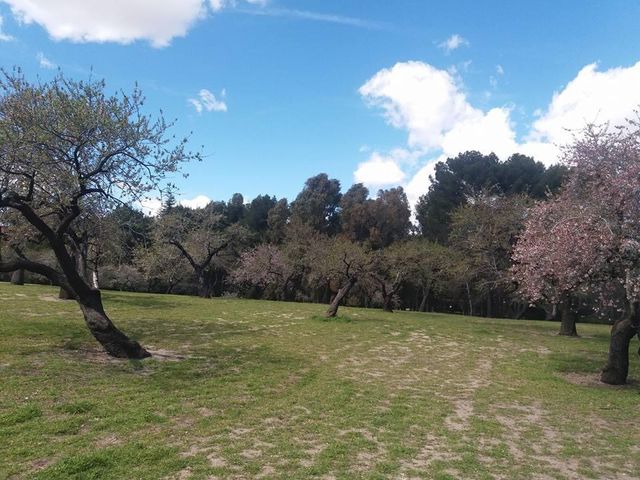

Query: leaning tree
left=0, top=70, right=197, bottom=358
left=513, top=121, right=640, bottom=384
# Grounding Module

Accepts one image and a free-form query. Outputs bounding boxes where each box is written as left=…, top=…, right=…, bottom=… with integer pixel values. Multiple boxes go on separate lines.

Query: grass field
left=1, top=283, right=639, bottom=479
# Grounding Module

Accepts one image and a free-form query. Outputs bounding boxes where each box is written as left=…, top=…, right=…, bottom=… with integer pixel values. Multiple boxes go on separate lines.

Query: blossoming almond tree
left=513, top=121, right=640, bottom=384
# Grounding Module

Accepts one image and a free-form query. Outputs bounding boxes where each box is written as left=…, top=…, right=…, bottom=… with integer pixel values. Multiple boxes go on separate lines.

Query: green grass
left=1, top=283, right=639, bottom=479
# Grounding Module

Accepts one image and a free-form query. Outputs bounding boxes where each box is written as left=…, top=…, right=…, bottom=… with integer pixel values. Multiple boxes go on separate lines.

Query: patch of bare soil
left=145, top=348, right=188, bottom=361
left=55, top=346, right=187, bottom=365
left=94, top=433, right=122, bottom=448
left=444, top=357, right=493, bottom=432
left=561, top=372, right=640, bottom=389
left=30, top=458, right=54, bottom=472
left=38, top=294, right=63, bottom=302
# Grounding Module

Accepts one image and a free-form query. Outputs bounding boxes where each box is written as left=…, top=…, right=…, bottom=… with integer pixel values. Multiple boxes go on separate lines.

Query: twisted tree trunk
left=325, top=277, right=356, bottom=318
left=78, top=290, right=150, bottom=359
left=601, top=302, right=639, bottom=385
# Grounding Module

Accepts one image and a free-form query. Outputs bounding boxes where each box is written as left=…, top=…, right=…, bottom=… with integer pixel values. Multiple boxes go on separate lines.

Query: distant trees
left=290, top=173, right=342, bottom=235
left=232, top=244, right=296, bottom=301
left=450, top=193, right=529, bottom=318
left=339, top=184, right=411, bottom=248
left=416, top=152, right=566, bottom=242
left=155, top=205, right=248, bottom=297
left=0, top=70, right=197, bottom=358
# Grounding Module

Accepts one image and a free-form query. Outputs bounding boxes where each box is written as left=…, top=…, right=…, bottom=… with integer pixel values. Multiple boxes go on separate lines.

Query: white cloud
left=404, top=157, right=441, bottom=211
left=238, top=7, right=386, bottom=29
left=180, top=195, right=211, bottom=209
left=360, top=61, right=477, bottom=150
left=189, top=89, right=227, bottom=113
left=210, top=0, right=266, bottom=11
left=354, top=151, right=406, bottom=188
left=529, top=62, right=640, bottom=146
left=438, top=34, right=469, bottom=53
left=358, top=60, right=640, bottom=210
left=138, top=197, right=163, bottom=216
left=137, top=194, right=212, bottom=215
left=3, top=0, right=205, bottom=47
left=1, top=0, right=267, bottom=47
left=36, top=52, right=56, bottom=69
left=496, top=64, right=504, bottom=75
left=440, top=107, right=517, bottom=159
left=0, top=15, right=14, bottom=40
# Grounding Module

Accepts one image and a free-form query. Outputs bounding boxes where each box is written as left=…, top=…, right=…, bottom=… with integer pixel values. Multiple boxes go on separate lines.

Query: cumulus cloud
left=36, top=52, right=56, bottom=69
left=137, top=194, right=212, bottom=215
left=0, top=15, right=13, bottom=40
left=354, top=151, right=407, bottom=188
left=189, top=89, right=227, bottom=113
left=180, top=195, right=212, bottom=209
left=137, top=197, right=163, bottom=216
left=403, top=157, right=442, bottom=211
left=529, top=62, right=640, bottom=146
left=360, top=61, right=476, bottom=150
left=1, top=0, right=267, bottom=47
left=359, top=60, right=640, bottom=210
left=2, top=0, right=204, bottom=47
left=438, top=34, right=469, bottom=53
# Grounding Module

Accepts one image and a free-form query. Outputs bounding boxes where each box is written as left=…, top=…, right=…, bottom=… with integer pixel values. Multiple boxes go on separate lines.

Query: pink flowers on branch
left=513, top=119, right=640, bottom=384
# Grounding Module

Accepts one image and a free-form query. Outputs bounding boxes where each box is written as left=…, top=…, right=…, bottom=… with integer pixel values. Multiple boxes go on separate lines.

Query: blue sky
left=0, top=0, right=639, bottom=212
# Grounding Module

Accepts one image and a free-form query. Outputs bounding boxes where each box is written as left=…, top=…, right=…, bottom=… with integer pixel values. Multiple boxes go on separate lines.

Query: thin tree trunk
left=465, top=282, right=473, bottom=316
left=10, top=269, right=24, bottom=285
left=601, top=302, right=639, bottom=385
left=559, top=300, right=578, bottom=336
left=325, top=278, right=356, bottom=317
left=418, top=294, right=427, bottom=312
left=77, top=290, right=150, bottom=359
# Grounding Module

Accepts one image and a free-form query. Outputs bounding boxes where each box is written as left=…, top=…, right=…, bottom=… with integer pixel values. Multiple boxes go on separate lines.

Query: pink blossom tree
left=513, top=120, right=640, bottom=384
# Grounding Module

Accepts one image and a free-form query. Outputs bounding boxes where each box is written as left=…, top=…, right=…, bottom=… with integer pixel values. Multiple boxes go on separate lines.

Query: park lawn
left=0, top=283, right=639, bottom=480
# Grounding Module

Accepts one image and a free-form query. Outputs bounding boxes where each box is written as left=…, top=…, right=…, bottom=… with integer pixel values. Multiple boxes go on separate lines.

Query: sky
left=0, top=0, right=639, bottom=213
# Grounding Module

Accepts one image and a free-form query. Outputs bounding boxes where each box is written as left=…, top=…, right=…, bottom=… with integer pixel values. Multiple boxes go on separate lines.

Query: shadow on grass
left=102, top=292, right=183, bottom=310
left=311, top=315, right=352, bottom=323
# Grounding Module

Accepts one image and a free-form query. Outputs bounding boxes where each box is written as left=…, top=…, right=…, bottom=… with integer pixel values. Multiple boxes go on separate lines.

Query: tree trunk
left=544, top=303, right=558, bottom=321
left=382, top=294, right=394, bottom=313
left=418, top=294, right=427, bottom=312
left=91, top=270, right=99, bottom=289
left=601, top=302, right=639, bottom=385
left=559, top=301, right=578, bottom=336
left=10, top=269, right=24, bottom=285
left=325, top=278, right=356, bottom=317
left=196, top=271, right=212, bottom=298
left=465, top=282, right=473, bottom=316
left=77, top=290, right=150, bottom=359
left=59, top=286, right=74, bottom=300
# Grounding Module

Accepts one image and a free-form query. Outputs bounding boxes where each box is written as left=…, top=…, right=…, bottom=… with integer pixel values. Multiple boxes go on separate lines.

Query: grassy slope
left=0, top=283, right=639, bottom=480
